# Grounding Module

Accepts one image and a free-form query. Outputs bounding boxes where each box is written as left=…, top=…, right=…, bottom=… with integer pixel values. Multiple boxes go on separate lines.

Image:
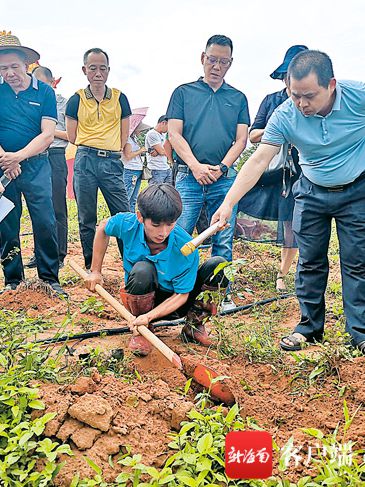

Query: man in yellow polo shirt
left=66, top=47, right=131, bottom=269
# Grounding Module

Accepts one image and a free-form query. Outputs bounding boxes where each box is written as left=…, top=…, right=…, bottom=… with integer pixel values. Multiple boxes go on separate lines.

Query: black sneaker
left=25, top=255, right=37, bottom=268
left=0, top=282, right=20, bottom=294
left=47, top=281, right=69, bottom=298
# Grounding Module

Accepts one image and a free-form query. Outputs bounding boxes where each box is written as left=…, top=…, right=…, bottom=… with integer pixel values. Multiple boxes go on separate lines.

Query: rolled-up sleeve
left=261, top=110, right=287, bottom=146
left=166, top=87, right=184, bottom=120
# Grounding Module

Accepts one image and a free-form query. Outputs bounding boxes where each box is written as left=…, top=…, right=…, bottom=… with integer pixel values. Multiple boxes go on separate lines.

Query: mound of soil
left=35, top=374, right=195, bottom=486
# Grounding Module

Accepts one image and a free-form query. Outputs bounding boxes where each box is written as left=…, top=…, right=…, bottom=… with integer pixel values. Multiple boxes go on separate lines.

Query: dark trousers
left=0, top=154, right=59, bottom=285
left=49, top=147, right=68, bottom=262
left=125, top=256, right=229, bottom=317
left=73, top=147, right=130, bottom=269
left=292, top=175, right=365, bottom=346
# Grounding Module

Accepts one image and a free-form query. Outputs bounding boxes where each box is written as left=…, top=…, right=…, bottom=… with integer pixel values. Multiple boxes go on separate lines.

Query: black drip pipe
left=33, top=293, right=294, bottom=346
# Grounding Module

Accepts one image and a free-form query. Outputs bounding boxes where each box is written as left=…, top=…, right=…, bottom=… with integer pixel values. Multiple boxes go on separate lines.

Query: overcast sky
left=3, top=0, right=365, bottom=126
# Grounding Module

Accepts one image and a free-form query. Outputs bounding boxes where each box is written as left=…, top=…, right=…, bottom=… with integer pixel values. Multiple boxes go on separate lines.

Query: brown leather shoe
left=181, top=323, right=213, bottom=347
left=128, top=335, right=153, bottom=356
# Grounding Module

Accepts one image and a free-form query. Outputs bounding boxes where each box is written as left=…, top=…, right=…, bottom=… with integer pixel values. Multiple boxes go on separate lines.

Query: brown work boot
left=120, top=289, right=155, bottom=316
left=120, top=288, right=155, bottom=356
left=181, top=302, right=215, bottom=348
left=180, top=283, right=223, bottom=347
left=181, top=322, right=213, bottom=347
left=128, top=335, right=152, bottom=357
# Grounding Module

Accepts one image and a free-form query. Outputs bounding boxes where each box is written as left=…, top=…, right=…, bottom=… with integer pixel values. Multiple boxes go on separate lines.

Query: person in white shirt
left=145, top=115, right=172, bottom=185
left=122, top=122, right=148, bottom=211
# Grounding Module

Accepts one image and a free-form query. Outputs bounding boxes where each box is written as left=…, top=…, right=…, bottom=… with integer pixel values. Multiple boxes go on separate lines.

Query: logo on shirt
left=29, top=101, right=41, bottom=106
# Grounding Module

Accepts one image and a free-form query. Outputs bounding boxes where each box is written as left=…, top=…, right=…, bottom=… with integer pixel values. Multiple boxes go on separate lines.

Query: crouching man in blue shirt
left=213, top=50, right=365, bottom=355
left=85, top=184, right=228, bottom=356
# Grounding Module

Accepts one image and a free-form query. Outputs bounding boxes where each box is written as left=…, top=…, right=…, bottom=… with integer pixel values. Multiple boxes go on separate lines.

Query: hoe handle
left=180, top=222, right=221, bottom=256
left=69, top=260, right=183, bottom=370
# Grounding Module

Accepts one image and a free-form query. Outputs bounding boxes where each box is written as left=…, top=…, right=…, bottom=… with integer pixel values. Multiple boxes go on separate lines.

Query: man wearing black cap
left=0, top=32, right=66, bottom=297
left=145, top=115, right=172, bottom=185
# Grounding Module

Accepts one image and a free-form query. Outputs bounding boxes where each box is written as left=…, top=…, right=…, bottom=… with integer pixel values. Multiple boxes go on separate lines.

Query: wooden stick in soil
left=69, top=260, right=183, bottom=370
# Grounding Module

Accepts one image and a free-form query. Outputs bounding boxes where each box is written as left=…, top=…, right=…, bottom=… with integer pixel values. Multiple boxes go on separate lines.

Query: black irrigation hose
left=33, top=293, right=294, bottom=345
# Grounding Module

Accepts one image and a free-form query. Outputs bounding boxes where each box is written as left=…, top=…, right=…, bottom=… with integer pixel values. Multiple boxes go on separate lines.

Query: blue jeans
left=175, top=169, right=238, bottom=261
left=124, top=168, right=142, bottom=212
left=73, top=147, right=129, bottom=268
left=149, top=169, right=172, bottom=185
left=0, top=154, right=59, bottom=284
left=292, top=174, right=365, bottom=346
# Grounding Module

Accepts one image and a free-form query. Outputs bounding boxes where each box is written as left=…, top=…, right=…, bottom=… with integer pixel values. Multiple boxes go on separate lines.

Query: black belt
left=23, top=151, right=48, bottom=163
left=78, top=145, right=121, bottom=158
left=324, top=171, right=365, bottom=192
left=177, top=164, right=191, bottom=174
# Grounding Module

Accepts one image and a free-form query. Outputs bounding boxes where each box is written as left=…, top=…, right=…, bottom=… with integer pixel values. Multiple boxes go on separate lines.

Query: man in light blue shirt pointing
left=213, top=50, right=365, bottom=354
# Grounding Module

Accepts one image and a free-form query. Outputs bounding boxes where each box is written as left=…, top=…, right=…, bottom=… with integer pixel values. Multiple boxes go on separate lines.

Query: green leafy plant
left=278, top=401, right=365, bottom=486
left=80, top=296, right=105, bottom=317
left=0, top=310, right=72, bottom=485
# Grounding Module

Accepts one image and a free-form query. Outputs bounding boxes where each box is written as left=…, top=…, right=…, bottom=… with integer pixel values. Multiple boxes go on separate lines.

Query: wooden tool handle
left=69, top=260, right=183, bottom=370
left=180, top=221, right=221, bottom=256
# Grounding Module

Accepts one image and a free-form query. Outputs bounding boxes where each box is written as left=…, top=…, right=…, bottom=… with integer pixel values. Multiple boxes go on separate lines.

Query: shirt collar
left=198, top=76, right=228, bottom=92
left=84, top=85, right=112, bottom=100
left=31, top=74, right=39, bottom=90
left=313, top=83, right=342, bottom=119
left=332, top=83, right=342, bottom=111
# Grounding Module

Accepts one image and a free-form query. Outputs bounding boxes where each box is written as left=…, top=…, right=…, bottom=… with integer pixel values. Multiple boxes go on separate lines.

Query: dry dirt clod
left=68, top=394, right=115, bottom=431
left=56, top=418, right=84, bottom=442
left=71, top=426, right=102, bottom=450
left=170, top=401, right=194, bottom=430
left=69, top=377, right=97, bottom=395
left=151, top=379, right=171, bottom=399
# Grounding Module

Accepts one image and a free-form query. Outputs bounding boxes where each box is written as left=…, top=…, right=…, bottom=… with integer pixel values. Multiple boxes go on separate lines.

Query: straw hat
left=0, top=31, right=40, bottom=64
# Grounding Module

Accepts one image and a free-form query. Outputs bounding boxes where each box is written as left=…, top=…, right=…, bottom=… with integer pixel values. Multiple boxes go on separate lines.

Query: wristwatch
left=218, top=163, right=229, bottom=174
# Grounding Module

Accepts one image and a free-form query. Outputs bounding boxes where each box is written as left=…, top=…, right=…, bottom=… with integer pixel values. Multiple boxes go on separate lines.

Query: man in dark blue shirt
left=0, top=33, right=66, bottom=297
left=167, top=35, right=250, bottom=290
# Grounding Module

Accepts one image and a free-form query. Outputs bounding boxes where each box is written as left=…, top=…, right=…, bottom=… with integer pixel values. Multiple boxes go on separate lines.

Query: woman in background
left=122, top=122, right=149, bottom=212
left=238, top=45, right=308, bottom=292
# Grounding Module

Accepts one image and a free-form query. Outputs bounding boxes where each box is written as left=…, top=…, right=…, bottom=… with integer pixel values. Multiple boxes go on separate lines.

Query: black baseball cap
left=270, top=45, right=309, bottom=80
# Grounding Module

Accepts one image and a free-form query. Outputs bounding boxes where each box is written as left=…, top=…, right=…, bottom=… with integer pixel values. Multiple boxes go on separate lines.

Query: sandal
left=279, top=333, right=308, bottom=351
left=276, top=274, right=287, bottom=292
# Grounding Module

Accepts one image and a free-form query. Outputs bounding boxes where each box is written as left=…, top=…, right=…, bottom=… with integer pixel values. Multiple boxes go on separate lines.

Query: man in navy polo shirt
left=84, top=184, right=228, bottom=356
left=213, top=50, right=365, bottom=355
left=166, top=35, right=250, bottom=277
left=0, top=33, right=66, bottom=296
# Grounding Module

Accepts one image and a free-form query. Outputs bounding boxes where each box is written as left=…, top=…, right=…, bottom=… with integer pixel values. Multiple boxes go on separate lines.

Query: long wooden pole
left=180, top=222, right=221, bottom=256
left=69, top=260, right=183, bottom=370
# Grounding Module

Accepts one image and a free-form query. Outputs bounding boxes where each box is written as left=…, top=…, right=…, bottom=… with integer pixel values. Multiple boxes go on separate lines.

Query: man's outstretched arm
left=211, top=143, right=280, bottom=227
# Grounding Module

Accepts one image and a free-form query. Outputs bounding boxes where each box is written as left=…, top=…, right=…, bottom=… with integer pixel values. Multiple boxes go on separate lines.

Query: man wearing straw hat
left=66, top=48, right=131, bottom=270
left=0, top=32, right=66, bottom=297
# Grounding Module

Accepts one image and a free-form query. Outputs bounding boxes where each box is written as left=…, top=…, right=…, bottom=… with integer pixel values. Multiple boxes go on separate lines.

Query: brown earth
left=1, top=238, right=364, bottom=485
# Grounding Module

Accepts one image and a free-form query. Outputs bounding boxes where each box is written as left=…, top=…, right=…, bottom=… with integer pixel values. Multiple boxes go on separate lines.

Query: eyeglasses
left=204, top=54, right=232, bottom=67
